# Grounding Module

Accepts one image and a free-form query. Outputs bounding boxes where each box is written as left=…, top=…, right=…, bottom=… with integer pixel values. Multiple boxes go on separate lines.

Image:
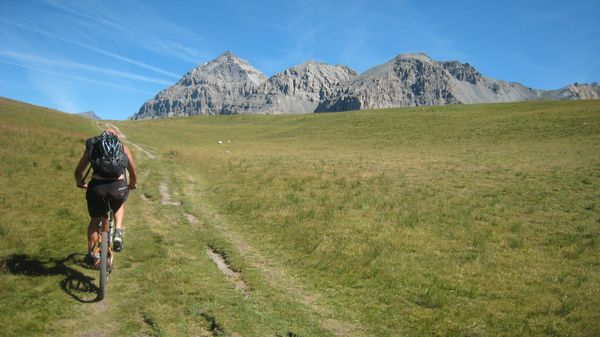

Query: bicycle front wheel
left=98, top=231, right=108, bottom=300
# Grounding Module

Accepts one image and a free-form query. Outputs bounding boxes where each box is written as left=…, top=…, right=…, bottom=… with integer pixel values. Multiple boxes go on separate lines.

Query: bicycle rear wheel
left=98, top=230, right=108, bottom=300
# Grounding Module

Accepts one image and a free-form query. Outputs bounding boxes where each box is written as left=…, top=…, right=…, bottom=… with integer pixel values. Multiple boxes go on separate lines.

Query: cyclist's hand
left=128, top=183, right=137, bottom=190
left=77, top=183, right=87, bottom=190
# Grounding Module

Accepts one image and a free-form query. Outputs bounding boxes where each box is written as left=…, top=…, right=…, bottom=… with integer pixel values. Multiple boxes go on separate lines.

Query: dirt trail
left=159, top=182, right=181, bottom=206
left=76, top=286, right=113, bottom=337
left=186, top=177, right=363, bottom=337
left=206, top=247, right=248, bottom=293
left=184, top=212, right=199, bottom=225
left=128, top=141, right=156, bottom=159
left=104, top=122, right=126, bottom=139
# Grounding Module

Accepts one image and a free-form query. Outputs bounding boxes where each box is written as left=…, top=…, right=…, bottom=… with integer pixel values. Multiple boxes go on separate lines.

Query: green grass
left=0, top=97, right=98, bottom=335
left=2, top=97, right=600, bottom=336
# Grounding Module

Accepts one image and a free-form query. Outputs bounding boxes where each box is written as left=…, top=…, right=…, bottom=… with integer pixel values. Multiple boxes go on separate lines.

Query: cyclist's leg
left=87, top=217, right=102, bottom=252
left=112, top=203, right=125, bottom=251
left=108, top=180, right=128, bottom=251
left=114, top=203, right=125, bottom=230
left=86, top=180, right=109, bottom=258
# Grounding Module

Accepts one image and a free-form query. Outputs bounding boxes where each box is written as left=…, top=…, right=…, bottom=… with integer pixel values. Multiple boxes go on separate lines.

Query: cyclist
left=74, top=129, right=137, bottom=265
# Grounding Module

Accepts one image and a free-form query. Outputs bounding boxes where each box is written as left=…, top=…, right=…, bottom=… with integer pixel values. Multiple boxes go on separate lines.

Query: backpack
left=88, top=132, right=128, bottom=178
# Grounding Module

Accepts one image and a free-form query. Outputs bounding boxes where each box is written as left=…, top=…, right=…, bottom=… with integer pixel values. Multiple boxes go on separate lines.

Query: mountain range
left=131, top=51, right=600, bottom=119
left=76, top=110, right=102, bottom=120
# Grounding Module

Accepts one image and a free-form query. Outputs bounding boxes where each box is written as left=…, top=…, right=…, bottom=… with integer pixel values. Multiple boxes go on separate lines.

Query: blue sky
left=1, top=0, right=599, bottom=120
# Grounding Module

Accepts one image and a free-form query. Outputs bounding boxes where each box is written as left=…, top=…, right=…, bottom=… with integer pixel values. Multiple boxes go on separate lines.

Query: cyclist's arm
left=74, top=150, right=90, bottom=188
left=123, top=144, right=138, bottom=189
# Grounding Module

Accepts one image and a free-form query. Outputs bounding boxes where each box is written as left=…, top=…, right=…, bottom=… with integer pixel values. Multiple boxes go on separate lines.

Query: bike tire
left=98, top=230, right=108, bottom=300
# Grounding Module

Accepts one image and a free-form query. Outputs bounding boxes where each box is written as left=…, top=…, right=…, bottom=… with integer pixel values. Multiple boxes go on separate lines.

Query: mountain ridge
left=131, top=51, right=599, bottom=119
left=76, top=110, right=102, bottom=120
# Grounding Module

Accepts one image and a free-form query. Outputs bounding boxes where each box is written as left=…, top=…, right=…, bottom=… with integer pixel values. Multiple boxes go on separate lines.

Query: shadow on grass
left=2, top=253, right=102, bottom=303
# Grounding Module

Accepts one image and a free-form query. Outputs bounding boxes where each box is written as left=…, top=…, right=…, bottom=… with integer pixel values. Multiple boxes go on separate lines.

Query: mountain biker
left=74, top=129, right=137, bottom=265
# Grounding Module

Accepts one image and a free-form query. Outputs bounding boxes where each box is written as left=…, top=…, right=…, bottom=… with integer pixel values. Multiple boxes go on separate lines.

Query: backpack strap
left=83, top=164, right=92, bottom=182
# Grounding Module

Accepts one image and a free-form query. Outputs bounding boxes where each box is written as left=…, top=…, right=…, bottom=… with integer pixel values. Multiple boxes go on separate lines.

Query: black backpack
left=88, top=132, right=128, bottom=178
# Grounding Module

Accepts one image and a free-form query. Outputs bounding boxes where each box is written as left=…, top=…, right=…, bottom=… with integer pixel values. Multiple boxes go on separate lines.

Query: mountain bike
left=80, top=166, right=130, bottom=301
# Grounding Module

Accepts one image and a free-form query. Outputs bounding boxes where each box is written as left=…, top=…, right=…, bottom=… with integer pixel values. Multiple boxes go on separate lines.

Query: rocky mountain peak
left=263, top=61, right=357, bottom=113
left=181, top=50, right=266, bottom=87
left=219, top=50, right=235, bottom=58
left=76, top=110, right=102, bottom=120
left=316, top=52, right=459, bottom=112
left=394, top=52, right=434, bottom=63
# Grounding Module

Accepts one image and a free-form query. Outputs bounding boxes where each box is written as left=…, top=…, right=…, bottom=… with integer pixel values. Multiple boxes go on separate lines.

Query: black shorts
left=86, top=179, right=129, bottom=217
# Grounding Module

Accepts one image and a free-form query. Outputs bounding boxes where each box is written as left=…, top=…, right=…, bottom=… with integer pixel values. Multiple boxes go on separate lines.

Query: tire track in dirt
left=206, top=247, right=248, bottom=293
left=159, top=177, right=243, bottom=292
left=185, top=176, right=364, bottom=337
left=185, top=212, right=200, bottom=225
left=159, top=182, right=182, bottom=206
left=127, top=141, right=156, bottom=160
left=155, top=178, right=247, bottom=334
left=104, top=122, right=125, bottom=138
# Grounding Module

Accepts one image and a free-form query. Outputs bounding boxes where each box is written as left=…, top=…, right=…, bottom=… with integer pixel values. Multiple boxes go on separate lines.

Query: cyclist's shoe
left=84, top=252, right=94, bottom=266
left=113, top=229, right=124, bottom=252
left=84, top=252, right=100, bottom=267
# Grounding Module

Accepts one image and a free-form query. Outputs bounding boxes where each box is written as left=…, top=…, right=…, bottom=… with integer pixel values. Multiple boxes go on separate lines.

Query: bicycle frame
left=92, top=211, right=114, bottom=267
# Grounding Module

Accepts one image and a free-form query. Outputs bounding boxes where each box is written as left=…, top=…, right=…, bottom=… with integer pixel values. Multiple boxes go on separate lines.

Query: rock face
left=317, top=53, right=543, bottom=112
left=131, top=51, right=600, bottom=119
left=132, top=51, right=356, bottom=119
left=134, top=51, right=268, bottom=118
left=316, top=53, right=461, bottom=112
left=264, top=61, right=356, bottom=114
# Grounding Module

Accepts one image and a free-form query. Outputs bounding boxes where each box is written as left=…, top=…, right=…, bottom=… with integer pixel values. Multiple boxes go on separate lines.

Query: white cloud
left=42, top=0, right=208, bottom=64
left=0, top=50, right=173, bottom=85
left=0, top=59, right=155, bottom=95
left=2, top=20, right=181, bottom=79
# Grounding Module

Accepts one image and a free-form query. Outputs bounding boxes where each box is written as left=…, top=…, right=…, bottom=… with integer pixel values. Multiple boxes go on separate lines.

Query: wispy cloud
left=0, top=59, right=155, bottom=95
left=43, top=0, right=126, bottom=31
left=532, top=0, right=600, bottom=22
left=34, top=77, right=80, bottom=113
left=2, top=19, right=181, bottom=79
left=0, top=50, right=173, bottom=85
left=42, top=0, right=208, bottom=64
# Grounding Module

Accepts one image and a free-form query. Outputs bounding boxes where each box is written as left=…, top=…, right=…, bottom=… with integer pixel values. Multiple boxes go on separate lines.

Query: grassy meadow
left=1, top=97, right=600, bottom=336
